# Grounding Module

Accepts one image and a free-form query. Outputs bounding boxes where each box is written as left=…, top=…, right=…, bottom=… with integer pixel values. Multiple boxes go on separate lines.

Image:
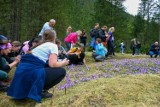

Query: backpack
left=90, top=29, right=96, bottom=38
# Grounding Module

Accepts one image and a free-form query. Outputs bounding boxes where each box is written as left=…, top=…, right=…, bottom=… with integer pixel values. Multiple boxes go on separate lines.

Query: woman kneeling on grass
left=0, top=35, right=20, bottom=91
left=7, top=30, right=69, bottom=102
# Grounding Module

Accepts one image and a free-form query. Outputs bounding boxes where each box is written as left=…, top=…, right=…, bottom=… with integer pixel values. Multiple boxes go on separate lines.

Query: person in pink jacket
left=64, top=30, right=82, bottom=51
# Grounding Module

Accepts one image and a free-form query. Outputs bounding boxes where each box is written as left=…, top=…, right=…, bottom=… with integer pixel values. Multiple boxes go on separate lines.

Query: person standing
left=38, top=19, right=56, bottom=37
left=80, top=29, right=87, bottom=51
left=98, top=25, right=108, bottom=47
left=120, top=40, right=125, bottom=54
left=130, top=38, right=137, bottom=57
left=90, top=23, right=100, bottom=50
left=108, top=27, right=115, bottom=56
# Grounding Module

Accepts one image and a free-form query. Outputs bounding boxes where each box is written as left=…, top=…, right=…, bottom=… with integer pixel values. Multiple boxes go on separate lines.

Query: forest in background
left=0, top=0, right=159, bottom=53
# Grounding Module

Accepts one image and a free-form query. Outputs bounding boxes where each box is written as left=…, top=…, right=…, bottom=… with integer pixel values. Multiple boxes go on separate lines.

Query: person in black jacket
left=149, top=41, right=159, bottom=58
left=80, top=29, right=87, bottom=51
left=98, top=25, right=108, bottom=47
left=90, top=23, right=100, bottom=50
left=130, top=38, right=137, bottom=57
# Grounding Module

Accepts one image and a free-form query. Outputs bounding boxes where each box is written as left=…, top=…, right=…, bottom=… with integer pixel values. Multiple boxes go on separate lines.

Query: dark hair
left=96, top=38, right=101, bottom=43
left=28, top=37, right=41, bottom=48
left=56, top=39, right=61, bottom=44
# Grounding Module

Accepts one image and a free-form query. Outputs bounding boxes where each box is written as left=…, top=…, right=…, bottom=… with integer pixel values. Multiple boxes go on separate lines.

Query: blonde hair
left=66, top=26, right=72, bottom=33
left=76, top=30, right=82, bottom=36
left=108, top=27, right=115, bottom=32
left=67, top=26, right=72, bottom=30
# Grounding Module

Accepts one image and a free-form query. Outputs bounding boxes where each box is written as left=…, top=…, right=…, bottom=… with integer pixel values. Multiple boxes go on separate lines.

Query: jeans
left=149, top=50, right=159, bottom=57
left=120, top=47, right=124, bottom=54
left=65, top=42, right=71, bottom=52
left=92, top=52, right=105, bottom=61
left=136, top=48, right=140, bottom=55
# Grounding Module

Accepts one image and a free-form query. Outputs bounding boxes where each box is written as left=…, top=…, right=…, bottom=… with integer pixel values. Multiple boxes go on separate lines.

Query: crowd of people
left=0, top=19, right=159, bottom=102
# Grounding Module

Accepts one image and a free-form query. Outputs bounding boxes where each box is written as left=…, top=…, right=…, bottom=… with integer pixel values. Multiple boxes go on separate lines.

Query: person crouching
left=92, top=38, right=107, bottom=62
left=67, top=43, right=85, bottom=65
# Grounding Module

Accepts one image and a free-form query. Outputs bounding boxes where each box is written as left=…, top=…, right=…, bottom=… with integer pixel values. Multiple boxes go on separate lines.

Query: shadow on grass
left=10, top=98, right=37, bottom=107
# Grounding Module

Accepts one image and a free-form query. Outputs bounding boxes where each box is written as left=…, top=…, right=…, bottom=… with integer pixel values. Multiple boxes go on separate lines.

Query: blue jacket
left=95, top=43, right=105, bottom=56
left=150, top=44, right=159, bottom=52
left=7, top=54, right=46, bottom=102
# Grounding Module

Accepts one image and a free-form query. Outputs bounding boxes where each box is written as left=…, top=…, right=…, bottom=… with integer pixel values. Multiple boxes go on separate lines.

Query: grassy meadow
left=0, top=53, right=160, bottom=107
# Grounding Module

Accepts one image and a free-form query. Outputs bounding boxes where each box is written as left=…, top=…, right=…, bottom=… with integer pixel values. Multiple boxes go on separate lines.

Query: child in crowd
left=80, top=29, right=87, bottom=52
left=7, top=30, right=69, bottom=102
left=64, top=30, right=82, bottom=52
left=56, top=39, right=67, bottom=61
left=0, top=35, right=20, bottom=91
left=67, top=43, right=85, bottom=65
left=92, top=38, right=107, bottom=62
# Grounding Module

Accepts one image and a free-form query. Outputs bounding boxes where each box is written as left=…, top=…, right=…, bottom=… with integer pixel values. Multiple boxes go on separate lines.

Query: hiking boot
left=42, top=90, right=53, bottom=98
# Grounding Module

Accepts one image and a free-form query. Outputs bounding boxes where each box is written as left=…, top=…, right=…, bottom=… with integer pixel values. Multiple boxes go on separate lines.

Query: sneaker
left=42, top=90, right=53, bottom=98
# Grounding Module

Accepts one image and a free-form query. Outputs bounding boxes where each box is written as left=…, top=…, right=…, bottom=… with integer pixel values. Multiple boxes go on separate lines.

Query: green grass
left=0, top=53, right=160, bottom=107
